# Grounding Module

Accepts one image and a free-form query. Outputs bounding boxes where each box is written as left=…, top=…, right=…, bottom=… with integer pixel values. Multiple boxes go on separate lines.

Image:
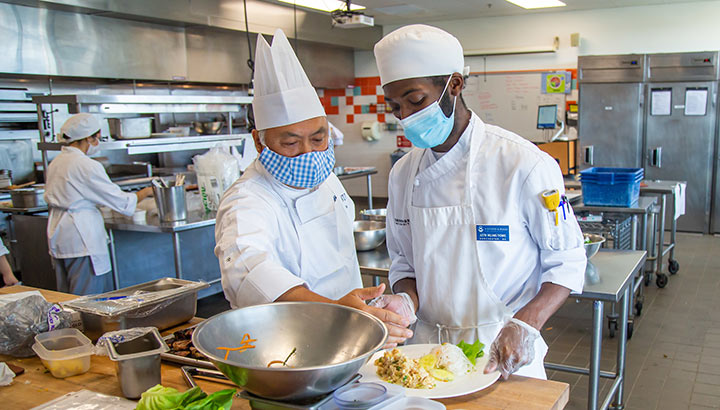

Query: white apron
left=48, top=205, right=111, bottom=276
left=277, top=175, right=361, bottom=299
left=403, top=125, right=547, bottom=379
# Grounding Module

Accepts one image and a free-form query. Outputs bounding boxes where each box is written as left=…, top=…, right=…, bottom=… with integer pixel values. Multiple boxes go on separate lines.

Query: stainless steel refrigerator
left=644, top=52, right=719, bottom=233
left=578, top=54, right=646, bottom=168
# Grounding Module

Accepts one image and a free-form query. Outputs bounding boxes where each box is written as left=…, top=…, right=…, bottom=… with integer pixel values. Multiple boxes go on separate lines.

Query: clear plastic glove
left=368, top=293, right=417, bottom=325
left=484, top=318, right=539, bottom=380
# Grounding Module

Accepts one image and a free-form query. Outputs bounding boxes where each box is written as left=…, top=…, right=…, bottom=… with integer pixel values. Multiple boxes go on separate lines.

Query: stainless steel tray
left=161, top=324, right=215, bottom=369
left=63, top=278, right=209, bottom=341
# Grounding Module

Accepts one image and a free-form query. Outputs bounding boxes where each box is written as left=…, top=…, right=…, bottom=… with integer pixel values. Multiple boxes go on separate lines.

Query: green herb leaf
left=457, top=339, right=485, bottom=366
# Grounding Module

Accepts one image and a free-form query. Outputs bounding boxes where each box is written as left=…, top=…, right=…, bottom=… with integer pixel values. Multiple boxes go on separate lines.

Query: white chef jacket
left=387, top=113, right=585, bottom=314
left=215, top=161, right=362, bottom=309
left=45, top=146, right=137, bottom=275
left=0, top=240, right=8, bottom=257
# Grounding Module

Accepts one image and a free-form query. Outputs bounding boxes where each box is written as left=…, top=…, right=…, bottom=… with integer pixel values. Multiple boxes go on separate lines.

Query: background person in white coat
left=373, top=25, right=586, bottom=379
left=214, top=29, right=412, bottom=347
left=45, top=113, right=153, bottom=295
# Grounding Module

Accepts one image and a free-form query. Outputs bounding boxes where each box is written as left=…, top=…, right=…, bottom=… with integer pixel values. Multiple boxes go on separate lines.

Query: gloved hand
left=484, top=318, right=540, bottom=380
left=368, top=292, right=417, bottom=325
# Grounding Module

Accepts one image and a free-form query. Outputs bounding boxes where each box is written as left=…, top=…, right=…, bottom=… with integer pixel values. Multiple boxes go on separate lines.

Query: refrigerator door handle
left=584, top=146, right=594, bottom=165
left=649, top=147, right=663, bottom=168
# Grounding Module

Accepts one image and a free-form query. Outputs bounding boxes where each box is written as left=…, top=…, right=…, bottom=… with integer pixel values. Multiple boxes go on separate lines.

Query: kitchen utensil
left=359, top=208, right=387, bottom=222
left=7, top=180, right=36, bottom=190
left=108, top=118, right=153, bottom=140
left=152, top=183, right=187, bottom=222
left=353, top=221, right=386, bottom=251
left=175, top=174, right=186, bottom=187
left=180, top=366, right=237, bottom=388
left=32, top=328, right=93, bottom=379
left=106, top=328, right=169, bottom=399
left=583, top=233, right=606, bottom=259
left=191, top=302, right=388, bottom=401
left=62, top=278, right=208, bottom=341
left=192, top=121, right=224, bottom=135
left=359, top=344, right=500, bottom=399
left=333, top=166, right=345, bottom=175
left=238, top=375, right=363, bottom=410
left=10, top=187, right=46, bottom=208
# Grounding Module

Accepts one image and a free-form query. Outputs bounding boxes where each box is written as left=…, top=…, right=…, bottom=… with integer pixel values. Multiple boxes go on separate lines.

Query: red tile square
left=346, top=96, right=353, bottom=105
left=327, top=89, right=345, bottom=97
left=354, top=105, right=362, bottom=114
left=376, top=95, right=385, bottom=104
left=369, top=104, right=377, bottom=113
left=361, top=86, right=375, bottom=95
left=370, top=77, right=381, bottom=86
left=354, top=78, right=363, bottom=86
left=325, top=106, right=339, bottom=115
left=377, top=114, right=385, bottom=123
left=346, top=114, right=354, bottom=124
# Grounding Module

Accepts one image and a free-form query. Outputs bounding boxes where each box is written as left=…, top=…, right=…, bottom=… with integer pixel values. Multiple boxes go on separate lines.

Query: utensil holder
left=153, top=184, right=187, bottom=222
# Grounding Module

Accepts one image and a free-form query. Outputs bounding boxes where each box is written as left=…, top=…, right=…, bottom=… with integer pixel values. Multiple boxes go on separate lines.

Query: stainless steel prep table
left=104, top=210, right=220, bottom=297
left=573, top=196, right=655, bottom=325
left=566, top=179, right=684, bottom=285
left=357, top=247, right=647, bottom=410
left=336, top=168, right=378, bottom=209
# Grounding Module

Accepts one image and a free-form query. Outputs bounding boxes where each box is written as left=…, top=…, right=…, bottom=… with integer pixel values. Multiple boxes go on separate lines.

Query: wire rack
left=578, top=213, right=633, bottom=250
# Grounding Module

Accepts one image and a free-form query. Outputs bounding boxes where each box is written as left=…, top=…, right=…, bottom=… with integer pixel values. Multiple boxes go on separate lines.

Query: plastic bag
left=95, top=327, right=158, bottom=356
left=31, top=389, right=136, bottom=410
left=193, top=145, right=240, bottom=212
left=0, top=294, right=73, bottom=357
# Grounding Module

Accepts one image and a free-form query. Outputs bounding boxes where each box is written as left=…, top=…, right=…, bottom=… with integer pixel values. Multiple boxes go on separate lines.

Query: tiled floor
left=199, top=195, right=720, bottom=409
left=546, top=233, right=720, bottom=410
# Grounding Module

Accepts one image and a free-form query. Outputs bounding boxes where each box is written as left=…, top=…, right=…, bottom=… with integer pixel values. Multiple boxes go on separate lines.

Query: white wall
left=335, top=1, right=720, bottom=198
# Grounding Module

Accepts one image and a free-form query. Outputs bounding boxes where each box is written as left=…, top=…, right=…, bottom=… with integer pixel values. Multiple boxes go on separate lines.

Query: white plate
left=359, top=344, right=500, bottom=399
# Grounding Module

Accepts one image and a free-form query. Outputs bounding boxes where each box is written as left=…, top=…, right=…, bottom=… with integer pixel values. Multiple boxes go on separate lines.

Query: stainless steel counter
left=104, top=210, right=216, bottom=233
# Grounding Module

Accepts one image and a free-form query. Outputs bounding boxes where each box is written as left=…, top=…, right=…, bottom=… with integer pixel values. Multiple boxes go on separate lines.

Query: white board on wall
left=463, top=73, right=568, bottom=142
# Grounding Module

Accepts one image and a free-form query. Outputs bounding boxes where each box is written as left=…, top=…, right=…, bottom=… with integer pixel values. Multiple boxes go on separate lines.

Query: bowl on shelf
left=583, top=233, right=606, bottom=259
left=353, top=220, right=386, bottom=251
left=192, top=121, right=224, bottom=135
left=359, top=208, right=386, bottom=223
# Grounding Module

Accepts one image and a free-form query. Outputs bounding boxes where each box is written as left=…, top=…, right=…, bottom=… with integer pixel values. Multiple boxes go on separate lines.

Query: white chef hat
left=252, top=29, right=325, bottom=131
left=60, top=113, right=102, bottom=142
left=374, top=24, right=469, bottom=87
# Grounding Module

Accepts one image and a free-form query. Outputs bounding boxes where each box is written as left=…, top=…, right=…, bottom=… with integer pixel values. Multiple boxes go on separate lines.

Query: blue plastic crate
left=580, top=167, right=644, bottom=207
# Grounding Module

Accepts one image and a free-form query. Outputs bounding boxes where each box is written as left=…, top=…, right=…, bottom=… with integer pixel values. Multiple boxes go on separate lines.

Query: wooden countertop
left=0, top=286, right=569, bottom=409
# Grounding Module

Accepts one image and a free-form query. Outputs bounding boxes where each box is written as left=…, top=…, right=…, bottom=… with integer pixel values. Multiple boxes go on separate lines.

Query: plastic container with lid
left=333, top=382, right=388, bottom=409
left=32, top=328, right=93, bottom=378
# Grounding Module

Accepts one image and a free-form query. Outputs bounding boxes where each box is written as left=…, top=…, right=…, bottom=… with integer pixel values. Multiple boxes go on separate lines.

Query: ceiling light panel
left=277, top=0, right=365, bottom=13
left=505, top=0, right=567, bottom=9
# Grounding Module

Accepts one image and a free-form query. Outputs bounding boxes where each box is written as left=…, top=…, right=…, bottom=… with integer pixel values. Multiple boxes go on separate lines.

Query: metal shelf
left=31, top=94, right=253, bottom=114
left=38, top=133, right=252, bottom=155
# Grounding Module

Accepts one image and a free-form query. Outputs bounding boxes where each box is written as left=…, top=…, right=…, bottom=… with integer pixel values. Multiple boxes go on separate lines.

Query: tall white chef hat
left=252, top=29, right=325, bottom=131
left=60, top=113, right=102, bottom=142
left=374, top=24, right=469, bottom=87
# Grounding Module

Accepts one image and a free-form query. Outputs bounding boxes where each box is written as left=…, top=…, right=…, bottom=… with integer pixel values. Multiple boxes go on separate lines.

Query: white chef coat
left=45, top=146, right=137, bottom=275
left=215, top=160, right=362, bottom=309
left=387, top=113, right=585, bottom=330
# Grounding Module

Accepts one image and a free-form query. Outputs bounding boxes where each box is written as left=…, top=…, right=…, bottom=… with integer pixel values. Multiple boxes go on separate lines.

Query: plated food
left=360, top=343, right=500, bottom=399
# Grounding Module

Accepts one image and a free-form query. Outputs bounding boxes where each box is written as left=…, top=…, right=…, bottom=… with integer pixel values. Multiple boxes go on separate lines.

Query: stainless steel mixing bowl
left=359, top=208, right=387, bottom=222
left=583, top=233, right=606, bottom=259
left=191, top=302, right=388, bottom=401
left=353, top=220, right=386, bottom=251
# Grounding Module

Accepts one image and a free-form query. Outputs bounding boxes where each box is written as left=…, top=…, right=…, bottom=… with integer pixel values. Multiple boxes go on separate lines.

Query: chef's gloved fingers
left=484, top=318, right=539, bottom=379
left=368, top=293, right=417, bottom=325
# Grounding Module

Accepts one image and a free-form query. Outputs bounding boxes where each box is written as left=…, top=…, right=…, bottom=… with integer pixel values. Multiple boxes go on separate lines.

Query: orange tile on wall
left=377, top=114, right=385, bottom=123
left=325, top=106, right=339, bottom=115
left=354, top=105, right=362, bottom=114
left=376, top=95, right=385, bottom=104
left=346, top=114, right=354, bottom=124
left=346, top=97, right=353, bottom=105
left=361, top=86, right=375, bottom=95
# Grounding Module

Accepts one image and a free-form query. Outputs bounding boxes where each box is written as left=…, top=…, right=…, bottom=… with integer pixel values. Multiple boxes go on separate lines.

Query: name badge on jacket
left=476, top=225, right=510, bottom=242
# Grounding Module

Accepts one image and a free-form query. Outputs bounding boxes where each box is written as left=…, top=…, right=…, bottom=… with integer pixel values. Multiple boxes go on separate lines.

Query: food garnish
left=216, top=333, right=256, bottom=360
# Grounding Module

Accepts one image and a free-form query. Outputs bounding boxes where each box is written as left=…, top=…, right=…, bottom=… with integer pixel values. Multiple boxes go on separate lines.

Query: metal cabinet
left=644, top=52, right=719, bottom=233
left=578, top=55, right=646, bottom=169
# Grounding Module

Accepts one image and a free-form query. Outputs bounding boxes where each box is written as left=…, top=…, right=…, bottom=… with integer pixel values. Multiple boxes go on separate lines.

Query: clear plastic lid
left=333, top=382, right=388, bottom=409
left=32, top=328, right=93, bottom=360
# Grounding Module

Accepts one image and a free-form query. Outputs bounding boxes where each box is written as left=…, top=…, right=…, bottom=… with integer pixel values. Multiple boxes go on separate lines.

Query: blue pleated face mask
left=259, top=138, right=335, bottom=189
left=399, top=76, right=457, bottom=149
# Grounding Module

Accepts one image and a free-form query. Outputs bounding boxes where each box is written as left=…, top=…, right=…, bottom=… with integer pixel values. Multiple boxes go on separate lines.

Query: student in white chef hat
left=215, top=29, right=413, bottom=348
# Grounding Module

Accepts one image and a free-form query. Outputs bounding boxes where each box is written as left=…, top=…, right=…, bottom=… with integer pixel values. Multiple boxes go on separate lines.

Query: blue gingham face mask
left=259, top=138, right=335, bottom=189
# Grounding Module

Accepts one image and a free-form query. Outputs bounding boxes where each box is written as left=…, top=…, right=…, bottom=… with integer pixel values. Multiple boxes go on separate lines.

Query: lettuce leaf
left=457, top=339, right=485, bottom=366
left=183, top=389, right=236, bottom=410
left=135, top=385, right=213, bottom=410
